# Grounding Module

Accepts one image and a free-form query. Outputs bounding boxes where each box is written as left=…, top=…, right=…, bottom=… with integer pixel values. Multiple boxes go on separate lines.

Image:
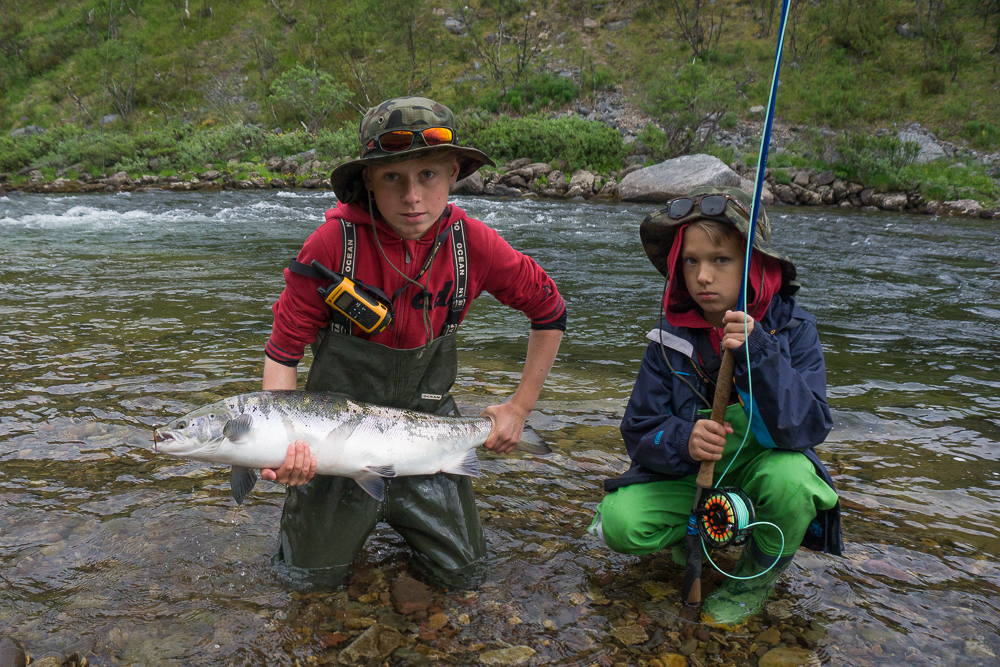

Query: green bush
left=837, top=133, right=920, bottom=190
left=920, top=73, right=946, bottom=96
left=460, top=114, right=627, bottom=172
left=909, top=162, right=1000, bottom=204
left=637, top=125, right=670, bottom=160
left=958, top=121, right=1000, bottom=150
left=640, top=62, right=743, bottom=157
left=270, top=64, right=351, bottom=131
left=476, top=74, right=580, bottom=114
left=0, top=123, right=356, bottom=175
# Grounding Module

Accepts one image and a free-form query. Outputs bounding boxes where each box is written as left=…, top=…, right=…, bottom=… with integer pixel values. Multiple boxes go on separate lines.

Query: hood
left=662, top=222, right=784, bottom=352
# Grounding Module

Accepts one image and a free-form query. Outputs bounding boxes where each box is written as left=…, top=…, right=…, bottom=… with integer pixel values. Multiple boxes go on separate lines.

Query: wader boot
left=276, top=329, right=488, bottom=588
left=701, top=538, right=792, bottom=628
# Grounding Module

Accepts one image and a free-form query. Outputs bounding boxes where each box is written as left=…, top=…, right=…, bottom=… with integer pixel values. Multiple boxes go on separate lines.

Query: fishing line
left=699, top=0, right=794, bottom=574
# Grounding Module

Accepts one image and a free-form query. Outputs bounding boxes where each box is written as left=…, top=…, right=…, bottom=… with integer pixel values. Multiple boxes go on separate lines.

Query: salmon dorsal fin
left=442, top=450, right=481, bottom=477
left=224, top=414, right=253, bottom=443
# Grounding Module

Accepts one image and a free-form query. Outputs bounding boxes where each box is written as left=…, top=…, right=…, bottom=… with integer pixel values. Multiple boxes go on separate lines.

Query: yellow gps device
left=310, top=260, right=392, bottom=334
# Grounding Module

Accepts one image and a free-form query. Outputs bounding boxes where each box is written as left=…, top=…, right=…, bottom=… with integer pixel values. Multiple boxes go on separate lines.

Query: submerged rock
left=757, top=646, right=821, bottom=667
left=338, top=623, right=401, bottom=664
left=610, top=624, right=649, bottom=645
left=479, top=646, right=536, bottom=666
left=0, top=636, right=26, bottom=667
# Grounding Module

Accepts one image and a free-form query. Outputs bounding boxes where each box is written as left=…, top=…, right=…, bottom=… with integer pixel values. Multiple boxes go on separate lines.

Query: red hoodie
left=266, top=201, right=566, bottom=365
left=662, top=223, right=783, bottom=357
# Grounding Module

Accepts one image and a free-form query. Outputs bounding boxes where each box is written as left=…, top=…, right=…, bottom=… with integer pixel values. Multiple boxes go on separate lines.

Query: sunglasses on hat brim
left=363, top=127, right=456, bottom=157
left=666, top=193, right=751, bottom=221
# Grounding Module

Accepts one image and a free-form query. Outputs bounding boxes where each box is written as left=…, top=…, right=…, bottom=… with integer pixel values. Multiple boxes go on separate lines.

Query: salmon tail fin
left=516, top=426, right=552, bottom=456
left=230, top=466, right=259, bottom=505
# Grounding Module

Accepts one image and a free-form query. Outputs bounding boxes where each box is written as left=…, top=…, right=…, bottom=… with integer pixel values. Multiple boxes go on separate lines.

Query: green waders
left=590, top=402, right=838, bottom=558
left=589, top=402, right=839, bottom=625
left=276, top=329, right=489, bottom=588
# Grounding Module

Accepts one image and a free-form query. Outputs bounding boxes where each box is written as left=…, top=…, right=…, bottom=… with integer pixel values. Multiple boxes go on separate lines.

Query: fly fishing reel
left=695, top=487, right=755, bottom=550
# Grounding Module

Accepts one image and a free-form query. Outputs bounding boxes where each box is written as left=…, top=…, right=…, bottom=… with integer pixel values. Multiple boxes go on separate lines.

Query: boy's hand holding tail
left=480, top=402, right=530, bottom=454
left=721, top=310, right=756, bottom=351
left=688, top=419, right=733, bottom=462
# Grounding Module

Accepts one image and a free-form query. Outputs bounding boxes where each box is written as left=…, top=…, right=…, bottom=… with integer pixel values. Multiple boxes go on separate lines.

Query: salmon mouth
left=152, top=429, right=175, bottom=453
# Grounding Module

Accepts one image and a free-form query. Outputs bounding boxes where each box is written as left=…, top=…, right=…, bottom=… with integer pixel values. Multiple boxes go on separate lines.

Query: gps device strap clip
left=288, top=258, right=394, bottom=334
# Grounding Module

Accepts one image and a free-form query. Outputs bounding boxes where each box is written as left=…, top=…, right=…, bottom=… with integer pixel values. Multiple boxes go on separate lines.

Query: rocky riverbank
left=2, top=148, right=997, bottom=221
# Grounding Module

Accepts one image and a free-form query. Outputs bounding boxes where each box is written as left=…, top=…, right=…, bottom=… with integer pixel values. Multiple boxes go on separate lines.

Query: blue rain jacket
left=606, top=293, right=843, bottom=556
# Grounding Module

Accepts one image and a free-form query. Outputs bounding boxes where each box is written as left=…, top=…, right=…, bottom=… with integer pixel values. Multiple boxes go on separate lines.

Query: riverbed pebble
left=479, top=646, right=537, bottom=666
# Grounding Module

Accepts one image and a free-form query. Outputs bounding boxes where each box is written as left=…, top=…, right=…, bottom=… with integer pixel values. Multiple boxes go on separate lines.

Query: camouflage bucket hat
left=330, top=96, right=495, bottom=203
left=640, top=186, right=799, bottom=290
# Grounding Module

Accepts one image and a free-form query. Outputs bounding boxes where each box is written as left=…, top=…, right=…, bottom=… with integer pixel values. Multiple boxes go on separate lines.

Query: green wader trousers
left=276, top=329, right=488, bottom=588
left=591, top=403, right=839, bottom=558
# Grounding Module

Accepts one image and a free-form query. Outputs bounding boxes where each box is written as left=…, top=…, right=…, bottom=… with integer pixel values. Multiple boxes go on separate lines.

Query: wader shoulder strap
left=440, top=218, right=469, bottom=337
left=692, top=331, right=721, bottom=387
left=287, top=219, right=357, bottom=334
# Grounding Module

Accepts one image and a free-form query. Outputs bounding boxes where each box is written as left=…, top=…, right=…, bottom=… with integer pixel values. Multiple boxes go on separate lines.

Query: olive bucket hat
left=330, top=96, right=495, bottom=203
left=639, top=186, right=800, bottom=293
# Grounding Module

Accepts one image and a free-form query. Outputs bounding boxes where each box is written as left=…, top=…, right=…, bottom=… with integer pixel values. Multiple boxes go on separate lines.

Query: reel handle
left=696, top=348, right=736, bottom=488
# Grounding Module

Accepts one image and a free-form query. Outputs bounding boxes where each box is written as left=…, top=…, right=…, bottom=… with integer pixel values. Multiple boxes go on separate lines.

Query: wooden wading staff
left=678, top=0, right=793, bottom=620
left=679, top=350, right=736, bottom=619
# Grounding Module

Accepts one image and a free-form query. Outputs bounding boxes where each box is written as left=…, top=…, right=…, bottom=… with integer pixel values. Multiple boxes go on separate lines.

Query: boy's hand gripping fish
left=152, top=391, right=551, bottom=504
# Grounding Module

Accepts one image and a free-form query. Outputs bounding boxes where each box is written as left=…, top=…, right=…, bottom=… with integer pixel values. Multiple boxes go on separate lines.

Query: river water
left=1, top=190, right=998, bottom=666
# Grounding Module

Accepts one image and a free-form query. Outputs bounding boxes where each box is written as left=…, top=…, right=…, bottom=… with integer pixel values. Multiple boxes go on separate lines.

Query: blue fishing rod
left=679, top=0, right=793, bottom=620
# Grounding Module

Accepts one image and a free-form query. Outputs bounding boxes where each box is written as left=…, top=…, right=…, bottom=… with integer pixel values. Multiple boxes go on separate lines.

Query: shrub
left=459, top=114, right=627, bottom=172
left=270, top=64, right=351, bottom=132
left=640, top=62, right=744, bottom=158
left=476, top=73, right=580, bottom=114
left=920, top=73, right=946, bottom=95
left=959, top=121, right=1000, bottom=151
left=836, top=133, right=920, bottom=190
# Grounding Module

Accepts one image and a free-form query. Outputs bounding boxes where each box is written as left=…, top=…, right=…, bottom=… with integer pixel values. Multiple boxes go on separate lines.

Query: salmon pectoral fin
left=441, top=450, right=481, bottom=477
left=353, top=473, right=386, bottom=501
left=230, top=465, right=259, bottom=505
left=224, top=414, right=253, bottom=443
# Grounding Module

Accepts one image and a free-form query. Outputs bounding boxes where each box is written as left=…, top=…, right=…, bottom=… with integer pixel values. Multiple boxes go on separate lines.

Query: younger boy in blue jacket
left=589, top=186, right=842, bottom=626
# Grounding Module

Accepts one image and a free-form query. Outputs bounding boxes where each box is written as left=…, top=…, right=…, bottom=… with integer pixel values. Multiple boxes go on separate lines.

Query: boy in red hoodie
left=261, top=97, right=565, bottom=586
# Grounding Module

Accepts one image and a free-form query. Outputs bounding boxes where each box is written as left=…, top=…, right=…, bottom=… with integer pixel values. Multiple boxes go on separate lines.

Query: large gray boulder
left=619, top=154, right=741, bottom=203
left=897, top=131, right=948, bottom=163
left=451, top=171, right=484, bottom=195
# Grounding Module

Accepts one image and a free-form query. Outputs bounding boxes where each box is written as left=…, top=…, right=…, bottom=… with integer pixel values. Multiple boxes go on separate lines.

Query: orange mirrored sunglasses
left=364, top=127, right=455, bottom=157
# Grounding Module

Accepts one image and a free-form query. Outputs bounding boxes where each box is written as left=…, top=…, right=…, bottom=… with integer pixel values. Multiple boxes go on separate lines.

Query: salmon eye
left=176, top=420, right=188, bottom=429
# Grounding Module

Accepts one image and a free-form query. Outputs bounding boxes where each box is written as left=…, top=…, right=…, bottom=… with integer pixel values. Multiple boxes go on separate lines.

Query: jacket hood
left=662, top=222, right=784, bottom=343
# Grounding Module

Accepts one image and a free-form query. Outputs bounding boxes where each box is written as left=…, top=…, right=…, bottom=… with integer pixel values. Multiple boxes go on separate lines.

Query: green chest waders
left=277, top=220, right=488, bottom=588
